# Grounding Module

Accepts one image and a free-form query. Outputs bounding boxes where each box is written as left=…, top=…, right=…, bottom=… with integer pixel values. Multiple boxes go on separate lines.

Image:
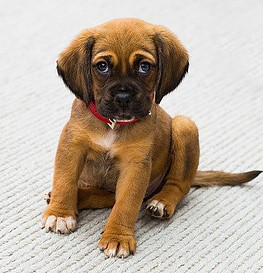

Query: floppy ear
left=56, top=32, right=95, bottom=106
left=154, top=26, right=189, bottom=104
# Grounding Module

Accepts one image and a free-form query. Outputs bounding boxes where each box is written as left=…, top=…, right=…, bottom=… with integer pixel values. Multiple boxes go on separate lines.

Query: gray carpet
left=0, top=1, right=262, bottom=272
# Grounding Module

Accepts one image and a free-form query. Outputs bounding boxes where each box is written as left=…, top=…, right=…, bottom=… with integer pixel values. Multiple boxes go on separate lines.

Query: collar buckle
left=108, top=119, right=117, bottom=129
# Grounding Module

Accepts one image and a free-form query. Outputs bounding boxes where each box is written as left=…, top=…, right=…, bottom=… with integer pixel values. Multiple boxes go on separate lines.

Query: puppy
left=42, top=18, right=261, bottom=258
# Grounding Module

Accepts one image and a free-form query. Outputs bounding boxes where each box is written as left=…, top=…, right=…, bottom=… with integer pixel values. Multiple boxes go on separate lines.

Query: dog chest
left=78, top=149, right=120, bottom=192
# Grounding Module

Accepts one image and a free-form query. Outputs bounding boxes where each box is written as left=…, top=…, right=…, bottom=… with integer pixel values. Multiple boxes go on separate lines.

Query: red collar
left=88, top=101, right=139, bottom=129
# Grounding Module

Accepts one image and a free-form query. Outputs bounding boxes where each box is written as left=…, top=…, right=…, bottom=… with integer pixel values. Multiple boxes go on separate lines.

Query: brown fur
left=42, top=18, right=261, bottom=258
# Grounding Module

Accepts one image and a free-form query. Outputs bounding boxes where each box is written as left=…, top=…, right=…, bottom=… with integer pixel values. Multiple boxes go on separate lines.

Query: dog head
left=57, top=18, right=189, bottom=120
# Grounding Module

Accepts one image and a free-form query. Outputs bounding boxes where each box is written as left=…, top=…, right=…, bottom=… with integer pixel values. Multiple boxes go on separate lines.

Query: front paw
left=42, top=208, right=77, bottom=234
left=98, top=231, right=136, bottom=258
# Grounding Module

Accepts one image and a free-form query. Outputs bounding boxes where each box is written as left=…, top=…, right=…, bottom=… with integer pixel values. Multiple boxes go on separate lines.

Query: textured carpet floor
left=0, top=1, right=262, bottom=272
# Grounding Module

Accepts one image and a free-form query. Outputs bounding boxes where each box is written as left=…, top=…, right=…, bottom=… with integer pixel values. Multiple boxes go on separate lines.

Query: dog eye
left=96, top=61, right=109, bottom=74
left=138, top=62, right=151, bottom=74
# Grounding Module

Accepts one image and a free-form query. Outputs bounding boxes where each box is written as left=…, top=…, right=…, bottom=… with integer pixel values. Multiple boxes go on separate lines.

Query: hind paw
left=145, top=199, right=174, bottom=219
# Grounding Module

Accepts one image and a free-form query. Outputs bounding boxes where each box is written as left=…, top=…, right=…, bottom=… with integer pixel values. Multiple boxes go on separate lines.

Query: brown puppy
left=42, top=18, right=261, bottom=258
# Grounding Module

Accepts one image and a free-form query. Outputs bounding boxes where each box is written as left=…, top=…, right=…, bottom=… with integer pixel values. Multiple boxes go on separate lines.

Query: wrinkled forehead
left=91, top=30, right=157, bottom=67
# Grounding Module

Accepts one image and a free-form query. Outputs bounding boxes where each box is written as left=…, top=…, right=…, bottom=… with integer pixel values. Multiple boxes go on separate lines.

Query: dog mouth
left=100, top=110, right=137, bottom=121
left=99, top=107, right=151, bottom=121
left=112, top=114, right=135, bottom=121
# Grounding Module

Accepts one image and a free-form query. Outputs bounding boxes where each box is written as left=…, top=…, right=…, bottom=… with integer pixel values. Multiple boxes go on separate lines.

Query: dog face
left=90, top=32, right=158, bottom=120
left=57, top=18, right=189, bottom=120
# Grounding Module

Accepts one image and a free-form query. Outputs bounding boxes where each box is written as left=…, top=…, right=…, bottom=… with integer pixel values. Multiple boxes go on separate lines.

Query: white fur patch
left=93, top=130, right=116, bottom=149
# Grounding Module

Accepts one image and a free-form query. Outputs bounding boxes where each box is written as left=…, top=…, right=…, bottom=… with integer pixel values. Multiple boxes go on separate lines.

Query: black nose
left=114, top=93, right=132, bottom=108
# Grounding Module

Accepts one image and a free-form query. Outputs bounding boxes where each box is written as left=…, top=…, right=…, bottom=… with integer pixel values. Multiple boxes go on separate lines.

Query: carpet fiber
left=0, top=1, right=262, bottom=272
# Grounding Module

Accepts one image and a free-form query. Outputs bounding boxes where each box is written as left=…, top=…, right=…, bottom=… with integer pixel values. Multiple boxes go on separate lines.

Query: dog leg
left=146, top=116, right=199, bottom=219
left=78, top=187, right=115, bottom=210
left=42, top=124, right=86, bottom=234
left=98, top=160, right=151, bottom=258
left=45, top=187, right=115, bottom=210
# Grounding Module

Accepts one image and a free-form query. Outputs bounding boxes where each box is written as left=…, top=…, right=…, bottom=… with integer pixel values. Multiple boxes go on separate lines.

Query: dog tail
left=192, top=170, right=262, bottom=187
